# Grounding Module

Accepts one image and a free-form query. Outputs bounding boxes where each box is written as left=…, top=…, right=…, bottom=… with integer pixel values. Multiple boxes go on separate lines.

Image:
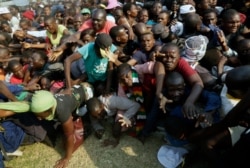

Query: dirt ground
left=4, top=123, right=165, bottom=168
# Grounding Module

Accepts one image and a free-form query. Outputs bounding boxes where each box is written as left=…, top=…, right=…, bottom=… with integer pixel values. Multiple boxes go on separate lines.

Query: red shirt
left=78, top=19, right=116, bottom=33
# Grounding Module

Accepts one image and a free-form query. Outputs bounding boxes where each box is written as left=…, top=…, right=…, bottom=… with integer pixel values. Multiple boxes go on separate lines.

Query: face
left=138, top=10, right=149, bottom=23
left=129, top=4, right=138, bottom=17
left=82, top=13, right=90, bottom=21
left=1, top=23, right=12, bottom=33
left=152, top=2, right=162, bottom=15
left=91, top=105, right=106, bottom=120
left=222, top=14, right=241, bottom=34
left=82, top=34, right=95, bottom=45
left=9, top=7, right=17, bottom=15
left=117, top=28, right=129, bottom=44
left=199, top=0, right=211, bottom=10
left=140, top=34, right=155, bottom=51
left=30, top=53, right=45, bottom=70
left=12, top=63, right=24, bottom=79
left=161, top=46, right=180, bottom=71
left=35, top=108, right=52, bottom=120
left=40, top=77, right=51, bottom=90
left=210, top=0, right=217, bottom=7
left=120, top=71, right=133, bottom=87
left=92, top=12, right=106, bottom=31
left=19, top=22, right=29, bottom=31
left=44, top=20, right=57, bottom=34
left=74, top=16, right=83, bottom=30
left=157, top=13, right=169, bottom=26
left=203, top=12, right=217, bottom=26
left=44, top=7, right=51, bottom=16
left=166, top=82, right=185, bottom=102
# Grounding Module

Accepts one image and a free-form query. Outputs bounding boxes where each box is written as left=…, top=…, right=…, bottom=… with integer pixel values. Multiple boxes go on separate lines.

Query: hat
left=81, top=8, right=91, bottom=14
left=22, top=10, right=35, bottom=21
left=95, top=33, right=113, bottom=49
left=31, top=90, right=57, bottom=120
left=151, top=23, right=169, bottom=39
left=106, top=0, right=121, bottom=10
left=157, top=145, right=188, bottom=168
left=179, top=4, right=196, bottom=14
left=0, top=7, right=10, bottom=15
left=184, top=35, right=208, bottom=62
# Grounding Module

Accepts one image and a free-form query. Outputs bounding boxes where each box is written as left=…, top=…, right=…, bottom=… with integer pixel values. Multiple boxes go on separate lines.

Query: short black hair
left=109, top=25, right=125, bottom=42
left=86, top=97, right=102, bottom=114
left=116, top=63, right=132, bottom=78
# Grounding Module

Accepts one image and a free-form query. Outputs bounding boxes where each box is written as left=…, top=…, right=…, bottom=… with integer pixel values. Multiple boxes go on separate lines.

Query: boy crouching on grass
left=86, top=94, right=140, bottom=147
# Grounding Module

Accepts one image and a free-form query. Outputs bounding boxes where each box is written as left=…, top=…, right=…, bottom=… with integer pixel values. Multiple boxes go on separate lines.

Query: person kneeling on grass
left=86, top=95, right=140, bottom=147
left=0, top=83, right=94, bottom=168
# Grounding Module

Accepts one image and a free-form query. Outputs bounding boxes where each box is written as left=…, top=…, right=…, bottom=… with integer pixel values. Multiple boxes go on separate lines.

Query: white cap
left=180, top=4, right=196, bottom=14
left=0, top=7, right=10, bottom=15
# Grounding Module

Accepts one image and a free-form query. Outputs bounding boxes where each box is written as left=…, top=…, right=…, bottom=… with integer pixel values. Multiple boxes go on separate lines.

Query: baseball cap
left=179, top=4, right=196, bottom=14
left=81, top=8, right=91, bottom=14
left=106, top=0, right=121, bottom=10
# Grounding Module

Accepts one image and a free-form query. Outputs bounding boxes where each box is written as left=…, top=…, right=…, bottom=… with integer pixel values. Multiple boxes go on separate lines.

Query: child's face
left=119, top=71, right=133, bottom=87
left=40, top=77, right=51, bottom=90
left=82, top=34, right=95, bottom=45
left=12, top=64, right=24, bottom=79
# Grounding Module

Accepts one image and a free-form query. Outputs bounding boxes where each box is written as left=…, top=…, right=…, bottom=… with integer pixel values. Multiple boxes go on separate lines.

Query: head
left=183, top=13, right=202, bottom=33
left=138, top=8, right=149, bottom=24
left=123, top=3, right=138, bottom=18
left=40, top=76, right=52, bottom=91
left=196, top=0, right=211, bottom=11
left=165, top=71, right=185, bottom=102
left=0, top=32, right=12, bottom=48
left=30, top=50, right=47, bottom=70
left=80, top=28, right=96, bottom=45
left=8, top=60, right=24, bottom=79
left=184, top=35, right=208, bottom=63
left=19, top=19, right=32, bottom=31
left=0, top=7, right=12, bottom=20
left=132, top=22, right=148, bottom=37
left=0, top=21, right=12, bottom=33
left=160, top=43, right=180, bottom=71
left=221, top=9, right=241, bottom=34
left=73, top=14, right=85, bottom=30
left=117, top=63, right=133, bottom=86
left=86, top=97, right=106, bottom=119
left=140, top=32, right=155, bottom=52
left=94, top=33, right=113, bottom=58
left=81, top=8, right=91, bottom=21
left=43, top=5, right=52, bottom=16
left=151, top=1, right=162, bottom=16
left=91, top=9, right=107, bottom=32
left=0, top=47, right=10, bottom=69
left=44, top=16, right=58, bottom=34
left=179, top=4, right=196, bottom=21
left=157, top=11, right=171, bottom=26
left=202, top=8, right=217, bottom=26
left=113, top=8, right=124, bottom=21
left=109, top=25, right=129, bottom=44
left=237, top=39, right=250, bottom=65
left=9, top=5, right=19, bottom=16
left=151, top=23, right=169, bottom=40
left=31, top=90, right=57, bottom=120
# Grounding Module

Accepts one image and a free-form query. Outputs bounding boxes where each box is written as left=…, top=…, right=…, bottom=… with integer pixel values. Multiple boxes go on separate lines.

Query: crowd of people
left=0, top=0, right=250, bottom=167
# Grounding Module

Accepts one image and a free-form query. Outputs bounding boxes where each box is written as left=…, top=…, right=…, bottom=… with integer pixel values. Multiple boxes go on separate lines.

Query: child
left=86, top=95, right=140, bottom=147
left=8, top=60, right=29, bottom=85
